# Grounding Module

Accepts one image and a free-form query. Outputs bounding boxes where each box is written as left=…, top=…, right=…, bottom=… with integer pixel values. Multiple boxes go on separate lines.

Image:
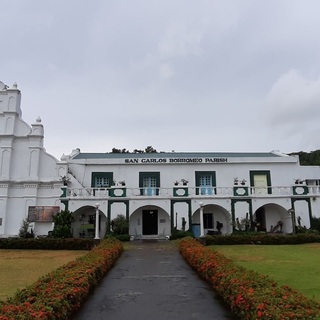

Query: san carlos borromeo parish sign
left=124, top=157, right=228, bottom=164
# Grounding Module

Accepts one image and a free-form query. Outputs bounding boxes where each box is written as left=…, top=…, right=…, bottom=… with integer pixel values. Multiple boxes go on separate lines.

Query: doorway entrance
left=142, top=210, right=158, bottom=235
left=255, top=207, right=266, bottom=231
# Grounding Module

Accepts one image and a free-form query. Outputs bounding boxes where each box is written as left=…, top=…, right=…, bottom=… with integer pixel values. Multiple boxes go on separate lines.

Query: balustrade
left=63, top=185, right=320, bottom=200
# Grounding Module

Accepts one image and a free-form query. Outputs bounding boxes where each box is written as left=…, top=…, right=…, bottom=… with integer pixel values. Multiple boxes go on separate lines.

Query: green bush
left=112, top=234, right=131, bottom=242
left=52, top=210, right=74, bottom=238
left=0, top=238, right=94, bottom=250
left=306, top=229, right=320, bottom=234
left=18, top=219, right=34, bottom=239
left=205, top=233, right=320, bottom=245
left=111, top=214, right=129, bottom=235
left=170, top=230, right=194, bottom=240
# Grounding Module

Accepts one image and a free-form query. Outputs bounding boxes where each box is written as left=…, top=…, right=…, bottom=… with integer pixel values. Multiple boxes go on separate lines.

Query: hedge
left=0, top=238, right=95, bottom=250
left=0, top=238, right=123, bottom=320
left=179, top=237, right=320, bottom=320
left=205, top=233, right=320, bottom=246
left=170, top=230, right=194, bottom=240
left=110, top=234, right=131, bottom=242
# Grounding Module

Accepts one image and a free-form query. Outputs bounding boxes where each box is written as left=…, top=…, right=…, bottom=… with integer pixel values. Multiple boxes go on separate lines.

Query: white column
left=199, top=202, right=204, bottom=237
left=94, top=203, right=100, bottom=240
left=288, top=207, right=296, bottom=234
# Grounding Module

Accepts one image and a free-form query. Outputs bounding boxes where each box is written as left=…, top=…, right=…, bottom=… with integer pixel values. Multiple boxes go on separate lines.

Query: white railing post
left=199, top=202, right=204, bottom=237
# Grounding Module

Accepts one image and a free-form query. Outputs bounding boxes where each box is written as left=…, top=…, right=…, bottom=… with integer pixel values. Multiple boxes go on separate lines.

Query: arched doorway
left=72, top=206, right=107, bottom=238
left=253, top=203, right=291, bottom=233
left=192, top=204, right=231, bottom=236
left=130, top=205, right=170, bottom=238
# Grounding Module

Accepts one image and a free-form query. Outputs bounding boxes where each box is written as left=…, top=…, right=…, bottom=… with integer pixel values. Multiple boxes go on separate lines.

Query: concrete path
left=72, top=240, right=235, bottom=320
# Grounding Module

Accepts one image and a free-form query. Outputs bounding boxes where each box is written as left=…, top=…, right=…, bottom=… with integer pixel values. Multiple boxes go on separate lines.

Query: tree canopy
left=111, top=146, right=158, bottom=153
left=52, top=210, right=74, bottom=238
left=289, top=150, right=320, bottom=166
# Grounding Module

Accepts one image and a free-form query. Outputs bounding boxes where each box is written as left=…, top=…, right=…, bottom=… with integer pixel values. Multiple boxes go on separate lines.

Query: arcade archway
left=72, top=205, right=107, bottom=238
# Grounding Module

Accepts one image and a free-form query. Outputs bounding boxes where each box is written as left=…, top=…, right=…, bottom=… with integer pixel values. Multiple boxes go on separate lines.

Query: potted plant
left=60, top=175, right=70, bottom=186
left=174, top=180, right=179, bottom=186
left=234, top=177, right=239, bottom=185
left=118, top=180, right=126, bottom=186
left=241, top=179, right=247, bottom=185
left=181, top=179, right=189, bottom=186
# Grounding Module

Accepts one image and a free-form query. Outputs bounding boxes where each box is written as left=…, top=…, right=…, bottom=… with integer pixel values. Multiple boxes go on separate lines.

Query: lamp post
left=199, top=202, right=204, bottom=237
left=94, top=203, right=100, bottom=240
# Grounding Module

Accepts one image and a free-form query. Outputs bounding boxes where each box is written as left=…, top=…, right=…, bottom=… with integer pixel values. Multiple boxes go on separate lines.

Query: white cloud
left=266, top=70, right=320, bottom=125
left=261, top=69, right=320, bottom=152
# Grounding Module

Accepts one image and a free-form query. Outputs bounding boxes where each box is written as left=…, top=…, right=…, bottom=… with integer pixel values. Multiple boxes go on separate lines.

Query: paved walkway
left=72, top=240, right=234, bottom=320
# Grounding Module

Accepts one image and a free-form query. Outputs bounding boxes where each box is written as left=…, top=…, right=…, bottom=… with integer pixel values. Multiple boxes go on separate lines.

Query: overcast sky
left=1, top=1, right=320, bottom=159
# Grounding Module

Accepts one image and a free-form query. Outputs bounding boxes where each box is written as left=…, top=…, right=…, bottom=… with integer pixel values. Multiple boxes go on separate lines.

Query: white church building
left=1, top=80, right=320, bottom=239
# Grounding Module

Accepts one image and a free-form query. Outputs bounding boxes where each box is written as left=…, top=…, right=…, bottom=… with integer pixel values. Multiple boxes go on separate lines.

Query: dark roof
left=73, top=152, right=283, bottom=160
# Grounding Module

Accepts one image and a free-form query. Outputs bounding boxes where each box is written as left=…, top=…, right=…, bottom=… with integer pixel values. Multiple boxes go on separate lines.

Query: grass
left=0, top=249, right=87, bottom=301
left=211, top=243, right=320, bottom=302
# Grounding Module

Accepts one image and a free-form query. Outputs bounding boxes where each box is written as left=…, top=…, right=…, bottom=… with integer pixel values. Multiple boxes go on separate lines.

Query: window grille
left=95, top=177, right=109, bottom=187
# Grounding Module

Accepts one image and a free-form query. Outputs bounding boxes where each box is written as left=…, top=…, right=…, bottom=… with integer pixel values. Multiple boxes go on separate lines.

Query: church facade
left=0, top=81, right=67, bottom=237
left=1, top=80, right=320, bottom=239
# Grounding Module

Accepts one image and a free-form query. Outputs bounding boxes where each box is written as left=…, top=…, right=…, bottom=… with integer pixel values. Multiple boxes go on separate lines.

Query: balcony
left=61, top=185, right=320, bottom=200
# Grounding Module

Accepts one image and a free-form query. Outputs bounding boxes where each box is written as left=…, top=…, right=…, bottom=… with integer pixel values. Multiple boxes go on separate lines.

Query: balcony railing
left=62, top=185, right=320, bottom=199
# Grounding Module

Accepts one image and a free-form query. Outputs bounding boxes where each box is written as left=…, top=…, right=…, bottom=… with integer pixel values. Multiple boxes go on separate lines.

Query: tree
left=133, top=149, right=144, bottom=153
left=111, top=147, right=121, bottom=153
left=52, top=210, right=75, bottom=238
left=111, top=214, right=129, bottom=235
left=289, top=150, right=320, bottom=166
left=144, top=145, right=157, bottom=153
left=111, top=146, right=158, bottom=154
left=111, top=147, right=129, bottom=153
left=19, top=219, right=34, bottom=238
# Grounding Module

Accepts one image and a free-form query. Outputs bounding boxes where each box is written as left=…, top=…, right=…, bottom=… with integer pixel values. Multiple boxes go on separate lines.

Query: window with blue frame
left=139, top=172, right=160, bottom=196
left=195, top=171, right=216, bottom=195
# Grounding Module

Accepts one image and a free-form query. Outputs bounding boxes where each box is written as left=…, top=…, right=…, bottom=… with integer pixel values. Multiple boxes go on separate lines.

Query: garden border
left=179, top=237, right=320, bottom=319
left=0, top=238, right=123, bottom=320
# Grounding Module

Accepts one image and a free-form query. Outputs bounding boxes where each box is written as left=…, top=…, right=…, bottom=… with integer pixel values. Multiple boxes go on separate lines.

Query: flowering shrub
left=0, top=238, right=123, bottom=320
left=179, top=237, right=320, bottom=320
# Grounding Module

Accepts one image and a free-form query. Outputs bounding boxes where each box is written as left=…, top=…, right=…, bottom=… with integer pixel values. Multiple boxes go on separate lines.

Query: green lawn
left=211, top=243, right=320, bottom=302
left=0, top=250, right=87, bottom=301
